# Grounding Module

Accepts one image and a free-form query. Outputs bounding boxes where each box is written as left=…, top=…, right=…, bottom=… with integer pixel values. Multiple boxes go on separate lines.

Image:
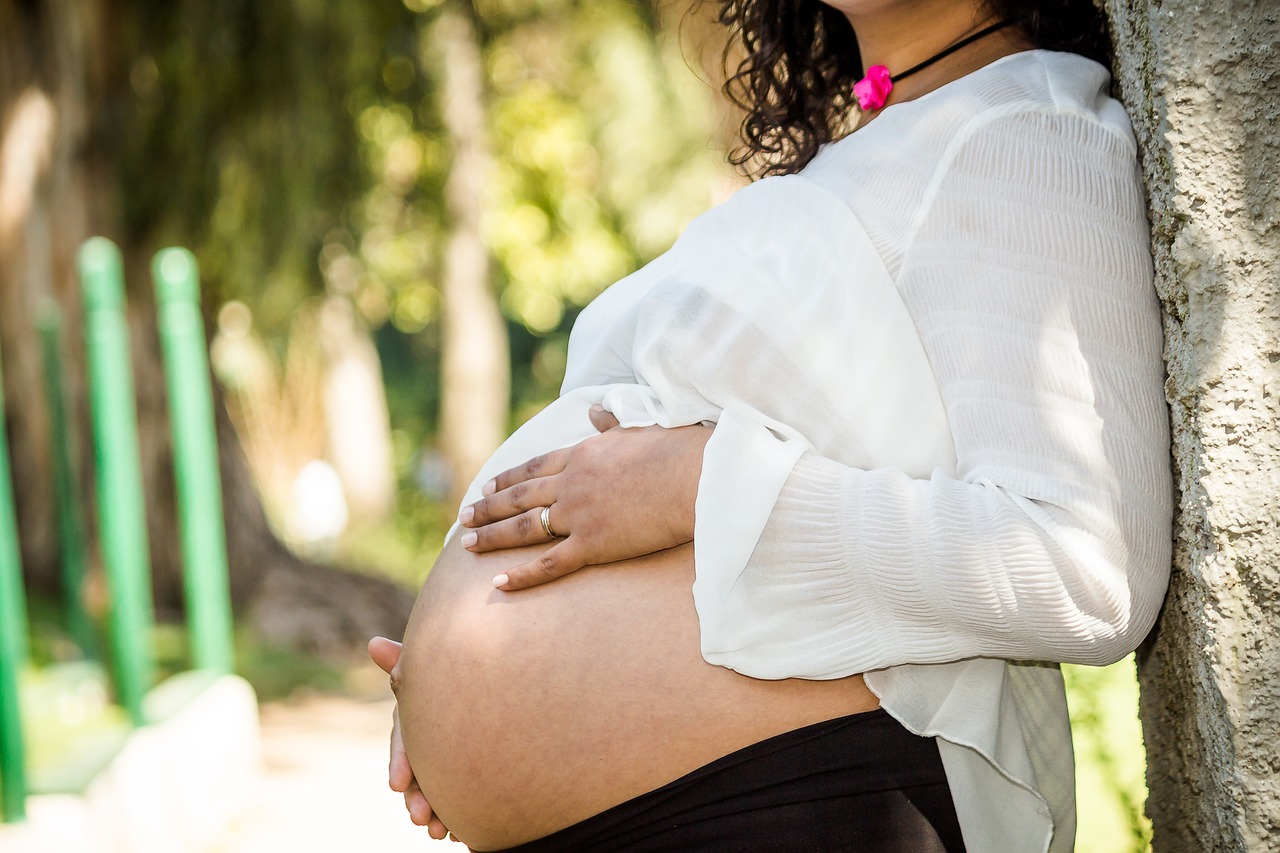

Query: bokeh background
left=0, top=0, right=1152, bottom=850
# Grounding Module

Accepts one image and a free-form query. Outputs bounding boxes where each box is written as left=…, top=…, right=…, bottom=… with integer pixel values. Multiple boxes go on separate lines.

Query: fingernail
left=482, top=479, right=496, bottom=496
left=461, top=531, right=477, bottom=549
left=459, top=505, right=474, bottom=524
left=492, top=573, right=508, bottom=588
left=589, top=403, right=604, bottom=413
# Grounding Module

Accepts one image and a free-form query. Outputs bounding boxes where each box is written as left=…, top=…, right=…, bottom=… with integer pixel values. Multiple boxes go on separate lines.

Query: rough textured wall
left=1104, top=1, right=1280, bottom=850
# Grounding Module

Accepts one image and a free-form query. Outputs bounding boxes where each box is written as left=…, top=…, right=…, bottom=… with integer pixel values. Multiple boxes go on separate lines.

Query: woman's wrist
left=672, top=423, right=714, bottom=542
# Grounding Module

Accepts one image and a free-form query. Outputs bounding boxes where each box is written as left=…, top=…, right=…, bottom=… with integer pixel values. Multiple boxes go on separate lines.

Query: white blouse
left=457, top=50, right=1172, bottom=853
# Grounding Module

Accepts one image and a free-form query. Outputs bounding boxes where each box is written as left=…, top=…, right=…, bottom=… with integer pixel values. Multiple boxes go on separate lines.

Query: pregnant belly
left=395, top=537, right=879, bottom=850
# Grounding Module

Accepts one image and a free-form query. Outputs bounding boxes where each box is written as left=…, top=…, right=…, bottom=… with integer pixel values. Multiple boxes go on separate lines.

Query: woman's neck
left=837, top=1, right=1031, bottom=115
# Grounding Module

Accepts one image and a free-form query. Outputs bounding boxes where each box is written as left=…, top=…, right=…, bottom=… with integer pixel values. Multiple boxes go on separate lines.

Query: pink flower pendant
left=853, top=65, right=893, bottom=111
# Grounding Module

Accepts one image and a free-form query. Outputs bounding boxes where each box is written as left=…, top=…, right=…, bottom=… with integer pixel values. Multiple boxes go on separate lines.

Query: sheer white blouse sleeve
left=687, top=92, right=1172, bottom=681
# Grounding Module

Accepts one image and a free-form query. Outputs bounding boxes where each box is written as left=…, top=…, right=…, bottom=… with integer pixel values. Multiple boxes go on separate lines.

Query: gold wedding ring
left=540, top=505, right=561, bottom=539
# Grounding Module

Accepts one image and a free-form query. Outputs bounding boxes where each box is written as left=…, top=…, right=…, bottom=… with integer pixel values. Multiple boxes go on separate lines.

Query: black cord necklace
left=853, top=19, right=1015, bottom=111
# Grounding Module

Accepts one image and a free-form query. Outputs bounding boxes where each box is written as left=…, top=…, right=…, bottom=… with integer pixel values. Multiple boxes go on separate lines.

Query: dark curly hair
left=718, top=0, right=1112, bottom=177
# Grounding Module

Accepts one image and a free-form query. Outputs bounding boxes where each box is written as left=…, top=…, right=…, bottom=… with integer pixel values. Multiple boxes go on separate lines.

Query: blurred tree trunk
left=0, top=0, right=412, bottom=658
left=433, top=4, right=510, bottom=510
left=0, top=0, right=92, bottom=601
left=318, top=293, right=396, bottom=525
left=1105, top=1, right=1280, bottom=850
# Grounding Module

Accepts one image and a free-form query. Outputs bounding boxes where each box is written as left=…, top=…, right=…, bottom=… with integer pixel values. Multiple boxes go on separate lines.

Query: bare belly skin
left=396, top=537, right=879, bottom=851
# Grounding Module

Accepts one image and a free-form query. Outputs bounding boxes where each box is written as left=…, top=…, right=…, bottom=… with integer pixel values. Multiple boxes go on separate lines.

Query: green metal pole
left=152, top=248, right=234, bottom=675
left=0, top=346, right=30, bottom=822
left=36, top=301, right=94, bottom=656
left=79, top=237, right=155, bottom=726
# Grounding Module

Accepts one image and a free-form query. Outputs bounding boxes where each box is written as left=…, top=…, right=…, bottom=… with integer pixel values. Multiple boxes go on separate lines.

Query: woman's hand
left=460, top=405, right=712, bottom=590
left=367, top=637, right=458, bottom=842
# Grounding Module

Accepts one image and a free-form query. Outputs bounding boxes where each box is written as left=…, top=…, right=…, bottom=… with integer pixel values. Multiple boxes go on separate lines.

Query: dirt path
left=216, top=695, right=461, bottom=853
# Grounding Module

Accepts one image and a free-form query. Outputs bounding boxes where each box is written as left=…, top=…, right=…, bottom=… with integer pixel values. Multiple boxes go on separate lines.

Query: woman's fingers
left=588, top=403, right=621, bottom=433
left=404, top=780, right=432, bottom=824
left=427, top=815, right=451, bottom=840
left=368, top=638, right=414, bottom=791
left=400, top=755, right=446, bottom=836
left=367, top=636, right=402, bottom=675
left=369, top=637, right=444, bottom=832
left=392, top=705, right=449, bottom=838
left=387, top=705, right=415, bottom=793
left=462, top=475, right=556, bottom=528
left=463, top=505, right=564, bottom=552
left=492, top=538, right=588, bottom=590
left=480, top=447, right=572, bottom=498
left=404, top=780, right=449, bottom=839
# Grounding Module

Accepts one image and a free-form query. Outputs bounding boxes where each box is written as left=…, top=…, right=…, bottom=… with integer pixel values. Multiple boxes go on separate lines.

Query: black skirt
left=488, top=708, right=967, bottom=852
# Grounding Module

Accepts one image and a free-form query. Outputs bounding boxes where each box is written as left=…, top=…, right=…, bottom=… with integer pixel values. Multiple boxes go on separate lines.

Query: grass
left=18, top=662, right=132, bottom=795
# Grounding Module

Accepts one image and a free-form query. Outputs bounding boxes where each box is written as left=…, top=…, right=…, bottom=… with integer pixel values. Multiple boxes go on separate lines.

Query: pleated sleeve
left=688, top=107, right=1172, bottom=680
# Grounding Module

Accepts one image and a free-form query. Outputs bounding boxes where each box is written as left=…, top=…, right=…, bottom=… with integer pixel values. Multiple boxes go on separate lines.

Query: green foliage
left=482, top=2, right=718, bottom=333
left=366, top=0, right=729, bottom=432
left=232, top=631, right=348, bottom=702
left=114, top=0, right=729, bottom=462
left=329, top=488, right=453, bottom=591
left=1065, top=656, right=1154, bottom=853
left=118, top=1, right=387, bottom=319
left=478, top=0, right=727, bottom=414
left=94, top=3, right=734, bottom=576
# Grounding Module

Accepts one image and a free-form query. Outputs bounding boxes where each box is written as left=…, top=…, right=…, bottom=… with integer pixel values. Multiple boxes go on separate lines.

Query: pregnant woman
left=369, top=0, right=1172, bottom=850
